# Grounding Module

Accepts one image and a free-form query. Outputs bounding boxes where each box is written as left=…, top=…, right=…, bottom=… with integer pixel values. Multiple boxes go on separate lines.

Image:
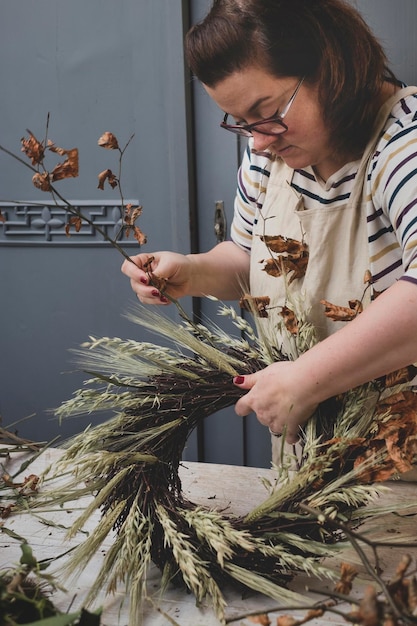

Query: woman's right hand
left=121, top=251, right=193, bottom=305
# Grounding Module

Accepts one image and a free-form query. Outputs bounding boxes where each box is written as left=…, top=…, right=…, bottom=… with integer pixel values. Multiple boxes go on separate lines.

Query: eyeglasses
left=220, top=76, right=305, bottom=137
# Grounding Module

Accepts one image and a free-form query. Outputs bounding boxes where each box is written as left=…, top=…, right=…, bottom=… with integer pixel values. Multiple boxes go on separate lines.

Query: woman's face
left=204, top=66, right=345, bottom=180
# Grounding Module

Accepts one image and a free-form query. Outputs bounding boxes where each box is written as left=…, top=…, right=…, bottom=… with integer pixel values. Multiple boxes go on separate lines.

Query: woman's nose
left=251, top=131, right=278, bottom=151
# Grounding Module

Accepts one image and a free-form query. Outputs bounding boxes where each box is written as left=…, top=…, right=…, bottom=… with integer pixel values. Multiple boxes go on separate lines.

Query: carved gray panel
left=0, top=200, right=139, bottom=247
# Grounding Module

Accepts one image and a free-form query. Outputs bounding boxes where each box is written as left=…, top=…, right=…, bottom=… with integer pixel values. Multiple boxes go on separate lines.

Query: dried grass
left=23, top=300, right=417, bottom=625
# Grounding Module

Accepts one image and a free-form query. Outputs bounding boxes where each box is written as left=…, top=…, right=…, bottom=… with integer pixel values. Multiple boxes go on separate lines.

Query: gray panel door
left=0, top=2, right=192, bottom=443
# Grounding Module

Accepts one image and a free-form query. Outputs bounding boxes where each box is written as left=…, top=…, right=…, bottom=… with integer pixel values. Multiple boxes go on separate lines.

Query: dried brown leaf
left=395, top=554, right=412, bottom=579
left=276, top=617, right=298, bottom=626
left=149, top=273, right=167, bottom=292
left=262, top=254, right=308, bottom=282
left=305, top=608, right=325, bottom=619
left=51, top=147, right=79, bottom=181
left=320, top=298, right=362, bottom=322
left=97, top=168, right=118, bottom=190
left=124, top=204, right=146, bottom=243
left=354, top=390, right=417, bottom=481
left=280, top=306, right=298, bottom=334
left=124, top=203, right=143, bottom=226
left=2, top=472, right=39, bottom=494
left=260, top=234, right=307, bottom=256
left=248, top=614, right=271, bottom=625
left=261, top=257, right=283, bottom=278
left=239, top=294, right=270, bottom=318
left=143, top=256, right=154, bottom=271
left=65, top=216, right=83, bottom=236
left=258, top=234, right=309, bottom=284
left=334, top=562, right=358, bottom=595
left=408, top=576, right=417, bottom=612
left=143, top=257, right=167, bottom=290
left=47, top=141, right=66, bottom=156
left=364, top=269, right=373, bottom=284
left=0, top=504, right=15, bottom=519
left=98, top=131, right=119, bottom=150
left=32, top=171, right=51, bottom=192
left=19, top=474, right=40, bottom=494
left=133, top=226, right=147, bottom=246
left=286, top=255, right=308, bottom=283
left=356, top=585, right=380, bottom=626
left=378, top=365, right=417, bottom=388
left=21, top=130, right=45, bottom=165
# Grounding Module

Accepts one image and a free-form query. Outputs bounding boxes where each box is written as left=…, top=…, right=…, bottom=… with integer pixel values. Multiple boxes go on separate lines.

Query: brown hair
left=184, top=0, right=400, bottom=156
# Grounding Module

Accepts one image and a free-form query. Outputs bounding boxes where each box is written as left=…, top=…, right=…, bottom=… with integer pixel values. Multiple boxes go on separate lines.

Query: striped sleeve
left=230, top=140, right=273, bottom=252
left=370, top=113, right=417, bottom=286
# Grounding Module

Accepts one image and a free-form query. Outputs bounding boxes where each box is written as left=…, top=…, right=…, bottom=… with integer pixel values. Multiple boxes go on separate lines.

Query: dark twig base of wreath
left=97, top=375, right=366, bottom=595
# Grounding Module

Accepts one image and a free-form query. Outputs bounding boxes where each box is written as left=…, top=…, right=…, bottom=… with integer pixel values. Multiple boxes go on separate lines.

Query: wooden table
left=1, top=447, right=416, bottom=625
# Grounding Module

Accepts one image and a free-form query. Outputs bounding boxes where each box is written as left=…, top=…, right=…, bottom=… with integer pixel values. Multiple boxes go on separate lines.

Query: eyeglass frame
left=220, top=76, right=305, bottom=137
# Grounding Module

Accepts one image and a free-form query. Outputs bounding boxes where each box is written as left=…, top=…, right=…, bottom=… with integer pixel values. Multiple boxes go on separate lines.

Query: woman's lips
left=273, top=144, right=292, bottom=156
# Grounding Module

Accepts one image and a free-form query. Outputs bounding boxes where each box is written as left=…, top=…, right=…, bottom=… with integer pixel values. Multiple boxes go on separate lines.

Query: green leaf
left=20, top=542, right=38, bottom=569
left=0, top=526, right=27, bottom=542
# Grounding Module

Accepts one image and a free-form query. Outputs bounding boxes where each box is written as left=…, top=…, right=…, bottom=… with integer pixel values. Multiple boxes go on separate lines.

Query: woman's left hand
left=233, top=361, right=318, bottom=443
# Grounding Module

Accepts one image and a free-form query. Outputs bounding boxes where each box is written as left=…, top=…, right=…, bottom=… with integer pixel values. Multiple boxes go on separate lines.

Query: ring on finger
left=268, top=427, right=281, bottom=438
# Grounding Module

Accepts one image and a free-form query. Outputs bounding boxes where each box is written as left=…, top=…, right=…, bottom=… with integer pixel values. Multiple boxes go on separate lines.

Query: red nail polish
left=151, top=289, right=160, bottom=297
left=234, top=376, right=245, bottom=385
left=140, top=277, right=148, bottom=284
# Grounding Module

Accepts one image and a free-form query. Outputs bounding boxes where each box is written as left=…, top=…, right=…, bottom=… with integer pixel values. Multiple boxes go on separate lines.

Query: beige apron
left=248, top=87, right=417, bottom=472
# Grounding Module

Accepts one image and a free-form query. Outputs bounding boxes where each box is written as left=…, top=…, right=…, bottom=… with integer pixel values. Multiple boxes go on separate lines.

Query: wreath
left=28, top=298, right=417, bottom=625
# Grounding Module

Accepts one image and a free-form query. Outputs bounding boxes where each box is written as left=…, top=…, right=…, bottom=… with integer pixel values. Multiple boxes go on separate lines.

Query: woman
left=122, top=0, right=417, bottom=468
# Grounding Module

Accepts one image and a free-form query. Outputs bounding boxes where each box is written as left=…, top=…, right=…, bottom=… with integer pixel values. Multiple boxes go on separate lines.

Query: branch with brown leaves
left=0, top=118, right=146, bottom=262
left=229, top=517, right=417, bottom=626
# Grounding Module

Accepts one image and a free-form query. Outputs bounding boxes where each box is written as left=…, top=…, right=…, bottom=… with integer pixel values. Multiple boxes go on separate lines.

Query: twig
left=146, top=594, right=183, bottom=626
left=0, top=425, right=41, bottom=451
left=300, top=503, right=415, bottom=623
left=0, top=144, right=134, bottom=266
left=0, top=143, right=38, bottom=173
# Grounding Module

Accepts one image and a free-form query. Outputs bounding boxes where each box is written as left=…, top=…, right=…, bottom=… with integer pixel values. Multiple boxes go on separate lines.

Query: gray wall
left=354, top=0, right=417, bottom=85
left=0, top=2, right=193, bottom=444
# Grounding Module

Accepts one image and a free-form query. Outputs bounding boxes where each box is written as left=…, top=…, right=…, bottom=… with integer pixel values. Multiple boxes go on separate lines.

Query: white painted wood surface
left=1, top=447, right=416, bottom=625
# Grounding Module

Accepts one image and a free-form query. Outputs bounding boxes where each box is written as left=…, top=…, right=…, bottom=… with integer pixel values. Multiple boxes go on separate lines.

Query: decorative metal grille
left=0, top=201, right=140, bottom=247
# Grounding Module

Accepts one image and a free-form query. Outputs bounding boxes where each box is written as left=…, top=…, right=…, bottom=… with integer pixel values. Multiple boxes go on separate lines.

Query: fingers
left=232, top=374, right=255, bottom=390
left=233, top=374, right=257, bottom=417
left=121, top=254, right=151, bottom=280
left=132, top=281, right=170, bottom=305
left=266, top=408, right=301, bottom=443
left=121, top=255, right=170, bottom=305
left=233, top=372, right=305, bottom=443
left=129, top=275, right=170, bottom=305
left=268, top=423, right=300, bottom=443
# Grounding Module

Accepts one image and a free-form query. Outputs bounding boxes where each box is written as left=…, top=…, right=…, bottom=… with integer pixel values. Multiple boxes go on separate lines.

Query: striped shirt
left=231, top=92, right=417, bottom=292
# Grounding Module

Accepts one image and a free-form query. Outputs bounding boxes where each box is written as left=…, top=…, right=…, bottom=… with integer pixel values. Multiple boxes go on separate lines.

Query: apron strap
left=349, top=86, right=417, bottom=208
